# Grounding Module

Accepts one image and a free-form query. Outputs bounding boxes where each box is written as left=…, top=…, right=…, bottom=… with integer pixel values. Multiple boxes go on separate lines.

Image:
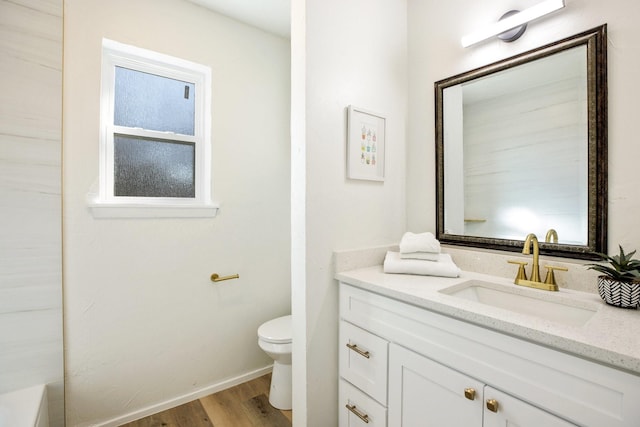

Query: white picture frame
left=347, top=105, right=386, bottom=181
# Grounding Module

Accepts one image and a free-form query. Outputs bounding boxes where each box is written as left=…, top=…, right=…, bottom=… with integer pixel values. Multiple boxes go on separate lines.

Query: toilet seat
left=258, top=315, right=291, bottom=344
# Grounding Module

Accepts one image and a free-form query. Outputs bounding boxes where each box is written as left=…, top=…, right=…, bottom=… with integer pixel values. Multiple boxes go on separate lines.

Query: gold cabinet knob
left=486, top=399, right=499, bottom=413
left=464, top=388, right=476, bottom=400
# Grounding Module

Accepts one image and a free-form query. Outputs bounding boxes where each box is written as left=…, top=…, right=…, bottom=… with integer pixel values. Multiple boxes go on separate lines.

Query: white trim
left=88, top=202, right=220, bottom=219
left=95, top=38, right=214, bottom=217
left=111, top=126, right=197, bottom=143
left=102, top=38, right=211, bottom=76
left=85, top=365, right=273, bottom=427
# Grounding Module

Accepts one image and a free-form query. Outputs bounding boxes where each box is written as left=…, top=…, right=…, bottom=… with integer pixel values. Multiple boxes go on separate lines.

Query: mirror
left=435, top=25, right=607, bottom=259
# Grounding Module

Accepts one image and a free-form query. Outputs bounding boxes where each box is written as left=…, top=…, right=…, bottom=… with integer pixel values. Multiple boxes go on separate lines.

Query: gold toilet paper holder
left=210, top=273, right=240, bottom=282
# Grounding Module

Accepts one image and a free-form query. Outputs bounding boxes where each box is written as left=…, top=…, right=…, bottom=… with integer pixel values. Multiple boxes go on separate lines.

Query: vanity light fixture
left=461, top=0, right=565, bottom=48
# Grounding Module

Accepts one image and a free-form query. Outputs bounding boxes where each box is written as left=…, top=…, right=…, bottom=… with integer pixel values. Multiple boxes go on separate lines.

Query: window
left=91, top=39, right=217, bottom=218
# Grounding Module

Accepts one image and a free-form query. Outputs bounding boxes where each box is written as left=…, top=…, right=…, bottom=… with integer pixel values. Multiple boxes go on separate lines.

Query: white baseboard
left=90, top=365, right=273, bottom=427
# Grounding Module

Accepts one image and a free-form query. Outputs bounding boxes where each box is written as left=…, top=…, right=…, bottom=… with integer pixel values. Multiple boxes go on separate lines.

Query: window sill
left=88, top=200, right=220, bottom=219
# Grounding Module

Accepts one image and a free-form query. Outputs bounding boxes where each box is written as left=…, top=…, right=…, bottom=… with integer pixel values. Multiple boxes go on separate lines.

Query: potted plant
left=586, top=245, right=640, bottom=308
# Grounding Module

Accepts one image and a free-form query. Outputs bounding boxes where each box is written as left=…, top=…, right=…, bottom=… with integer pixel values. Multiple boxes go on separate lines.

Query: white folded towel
left=399, top=251, right=440, bottom=262
left=399, top=232, right=441, bottom=254
left=383, top=251, right=460, bottom=278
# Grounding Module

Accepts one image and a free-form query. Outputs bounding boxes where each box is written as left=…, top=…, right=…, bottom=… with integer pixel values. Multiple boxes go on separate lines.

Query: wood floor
left=121, top=373, right=292, bottom=427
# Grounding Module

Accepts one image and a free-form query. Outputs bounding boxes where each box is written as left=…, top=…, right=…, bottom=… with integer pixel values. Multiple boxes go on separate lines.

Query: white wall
left=408, top=0, right=640, bottom=254
left=63, top=0, right=291, bottom=424
left=0, top=1, right=64, bottom=426
left=292, top=0, right=408, bottom=424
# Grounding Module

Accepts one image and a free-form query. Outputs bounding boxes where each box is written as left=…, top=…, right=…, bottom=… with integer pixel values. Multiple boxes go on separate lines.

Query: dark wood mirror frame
left=435, top=25, right=607, bottom=260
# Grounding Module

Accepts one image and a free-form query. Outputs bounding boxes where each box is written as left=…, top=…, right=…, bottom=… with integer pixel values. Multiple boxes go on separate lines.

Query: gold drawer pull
left=486, top=399, right=499, bottom=413
left=464, top=388, right=476, bottom=400
left=346, top=404, right=370, bottom=423
left=346, top=343, right=371, bottom=359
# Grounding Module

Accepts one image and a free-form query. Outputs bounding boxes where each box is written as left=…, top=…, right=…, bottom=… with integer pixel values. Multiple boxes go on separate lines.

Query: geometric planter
left=597, top=276, right=640, bottom=308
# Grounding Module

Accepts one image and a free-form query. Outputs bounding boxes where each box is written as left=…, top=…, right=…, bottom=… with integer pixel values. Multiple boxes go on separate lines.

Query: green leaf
left=586, top=245, right=640, bottom=281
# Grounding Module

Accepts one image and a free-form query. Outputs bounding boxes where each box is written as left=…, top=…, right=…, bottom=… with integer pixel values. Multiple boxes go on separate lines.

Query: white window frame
left=89, top=38, right=218, bottom=218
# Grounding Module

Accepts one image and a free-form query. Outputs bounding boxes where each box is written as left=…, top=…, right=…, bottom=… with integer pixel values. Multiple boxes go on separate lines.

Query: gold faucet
left=545, top=228, right=558, bottom=243
left=523, top=233, right=541, bottom=283
left=507, top=233, right=566, bottom=291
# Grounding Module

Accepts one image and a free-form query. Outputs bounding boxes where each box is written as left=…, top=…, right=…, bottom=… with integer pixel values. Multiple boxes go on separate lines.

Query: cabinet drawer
left=340, top=320, right=388, bottom=404
left=339, top=379, right=387, bottom=427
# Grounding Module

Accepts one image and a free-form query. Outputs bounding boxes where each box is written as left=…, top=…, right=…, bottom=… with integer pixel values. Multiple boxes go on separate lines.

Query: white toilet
left=258, top=314, right=292, bottom=410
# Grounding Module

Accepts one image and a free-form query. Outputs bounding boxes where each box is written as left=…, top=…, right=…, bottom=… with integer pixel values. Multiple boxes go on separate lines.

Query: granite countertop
left=336, top=265, right=640, bottom=375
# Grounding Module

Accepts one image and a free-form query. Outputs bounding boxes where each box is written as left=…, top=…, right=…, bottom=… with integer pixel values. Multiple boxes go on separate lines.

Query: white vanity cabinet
left=389, top=343, right=576, bottom=427
left=338, top=282, right=640, bottom=427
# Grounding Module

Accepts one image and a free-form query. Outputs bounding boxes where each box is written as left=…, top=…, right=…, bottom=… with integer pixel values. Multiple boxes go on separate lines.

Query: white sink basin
left=440, top=280, right=599, bottom=327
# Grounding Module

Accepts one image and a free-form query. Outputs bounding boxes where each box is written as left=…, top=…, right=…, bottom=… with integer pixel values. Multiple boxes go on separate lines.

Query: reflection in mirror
left=444, top=46, right=588, bottom=244
left=436, top=25, right=607, bottom=259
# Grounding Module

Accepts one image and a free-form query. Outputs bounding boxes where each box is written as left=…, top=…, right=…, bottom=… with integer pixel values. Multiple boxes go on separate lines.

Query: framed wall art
left=347, top=105, right=386, bottom=181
